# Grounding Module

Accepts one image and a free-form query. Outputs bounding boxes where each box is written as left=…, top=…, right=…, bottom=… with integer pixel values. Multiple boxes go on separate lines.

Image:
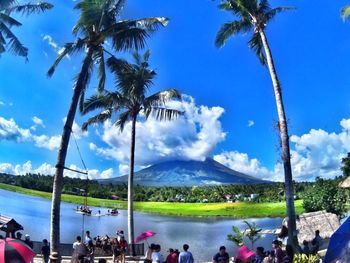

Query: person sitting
left=213, top=246, right=229, bottom=263
left=301, top=240, right=310, bottom=255
left=310, top=239, right=319, bottom=255
left=272, top=240, right=284, bottom=263
left=252, top=247, right=265, bottom=263
left=282, top=245, right=294, bottom=263
left=313, top=230, right=323, bottom=248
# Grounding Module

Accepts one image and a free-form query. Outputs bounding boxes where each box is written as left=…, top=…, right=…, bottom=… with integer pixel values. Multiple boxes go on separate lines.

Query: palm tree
left=215, top=0, right=298, bottom=247
left=243, top=220, right=262, bottom=249
left=47, top=0, right=168, bottom=257
left=81, top=50, right=181, bottom=255
left=341, top=5, right=350, bottom=20
left=0, top=0, right=53, bottom=59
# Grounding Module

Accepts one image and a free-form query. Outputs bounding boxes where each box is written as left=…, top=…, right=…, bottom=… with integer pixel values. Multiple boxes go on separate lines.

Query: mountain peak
left=99, top=158, right=268, bottom=186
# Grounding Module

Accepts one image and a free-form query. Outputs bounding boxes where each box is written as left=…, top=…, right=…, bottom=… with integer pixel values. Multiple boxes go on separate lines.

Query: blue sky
left=1, top=0, right=350, bottom=181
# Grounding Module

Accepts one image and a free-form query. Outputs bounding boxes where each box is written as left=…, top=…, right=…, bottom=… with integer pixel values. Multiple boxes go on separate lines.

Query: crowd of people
left=8, top=228, right=323, bottom=262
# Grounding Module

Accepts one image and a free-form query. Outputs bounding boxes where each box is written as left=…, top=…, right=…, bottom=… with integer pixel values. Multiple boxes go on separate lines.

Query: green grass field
left=0, top=183, right=304, bottom=218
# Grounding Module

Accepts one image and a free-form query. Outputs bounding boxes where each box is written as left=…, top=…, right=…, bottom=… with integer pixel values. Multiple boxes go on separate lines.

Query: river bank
left=0, top=183, right=304, bottom=218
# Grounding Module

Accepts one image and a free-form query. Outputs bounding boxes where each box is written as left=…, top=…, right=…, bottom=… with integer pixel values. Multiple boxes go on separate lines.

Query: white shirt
left=73, top=241, right=86, bottom=255
left=152, top=251, right=164, bottom=263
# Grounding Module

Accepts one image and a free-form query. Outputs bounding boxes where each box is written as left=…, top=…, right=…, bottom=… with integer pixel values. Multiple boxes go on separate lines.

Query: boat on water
left=75, top=205, right=92, bottom=215
left=108, top=209, right=119, bottom=216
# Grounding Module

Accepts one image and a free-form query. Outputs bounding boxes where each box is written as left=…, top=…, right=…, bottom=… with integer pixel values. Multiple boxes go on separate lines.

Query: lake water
left=0, top=189, right=283, bottom=262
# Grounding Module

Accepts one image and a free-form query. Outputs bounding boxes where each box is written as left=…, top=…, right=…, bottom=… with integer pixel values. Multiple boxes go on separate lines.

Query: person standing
left=71, top=236, right=87, bottom=263
left=152, top=244, right=164, bottom=263
left=24, top=234, right=34, bottom=263
left=178, top=244, right=194, bottom=263
left=85, top=230, right=92, bottom=244
left=313, top=230, right=323, bottom=248
left=166, top=248, right=179, bottom=263
left=212, top=246, right=229, bottom=263
left=41, top=239, right=50, bottom=263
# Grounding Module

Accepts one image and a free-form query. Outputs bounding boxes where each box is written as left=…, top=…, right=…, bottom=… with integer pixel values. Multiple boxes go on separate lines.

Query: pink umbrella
left=135, top=231, right=156, bottom=245
left=0, top=238, right=36, bottom=263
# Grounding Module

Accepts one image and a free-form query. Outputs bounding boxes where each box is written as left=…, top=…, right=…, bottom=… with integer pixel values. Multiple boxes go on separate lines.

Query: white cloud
left=247, top=120, right=255, bottom=127
left=215, top=118, right=350, bottom=181
left=89, top=95, right=226, bottom=172
left=42, top=35, right=70, bottom=60
left=31, top=116, right=45, bottom=130
left=0, top=161, right=114, bottom=180
left=0, top=117, right=32, bottom=142
left=0, top=101, right=4, bottom=106
left=0, top=117, right=86, bottom=151
left=118, top=163, right=129, bottom=175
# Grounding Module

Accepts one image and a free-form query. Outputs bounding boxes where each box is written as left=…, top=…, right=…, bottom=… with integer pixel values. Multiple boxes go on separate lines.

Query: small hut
left=339, top=176, right=350, bottom=189
left=0, top=215, right=23, bottom=237
left=283, top=210, right=340, bottom=246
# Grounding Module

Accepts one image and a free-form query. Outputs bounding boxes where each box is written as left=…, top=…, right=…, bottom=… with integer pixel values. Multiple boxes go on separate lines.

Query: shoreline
left=0, top=183, right=304, bottom=218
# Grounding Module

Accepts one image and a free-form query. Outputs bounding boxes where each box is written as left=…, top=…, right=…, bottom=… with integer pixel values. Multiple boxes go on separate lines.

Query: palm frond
left=0, top=13, right=22, bottom=27
left=149, top=107, right=182, bottom=121
left=215, top=20, right=251, bottom=47
left=265, top=6, right=295, bottom=22
left=94, top=47, right=106, bottom=92
left=47, top=38, right=87, bottom=77
left=144, top=89, right=181, bottom=108
left=248, top=32, right=266, bottom=65
left=0, top=0, right=16, bottom=10
left=0, top=22, right=28, bottom=57
left=82, top=109, right=112, bottom=131
left=6, top=2, right=53, bottom=16
left=116, top=110, right=131, bottom=132
left=341, top=5, right=350, bottom=21
left=114, top=0, right=126, bottom=18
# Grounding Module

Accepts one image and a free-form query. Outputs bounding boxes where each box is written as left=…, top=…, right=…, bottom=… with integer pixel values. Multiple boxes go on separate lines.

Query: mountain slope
left=99, top=158, right=269, bottom=186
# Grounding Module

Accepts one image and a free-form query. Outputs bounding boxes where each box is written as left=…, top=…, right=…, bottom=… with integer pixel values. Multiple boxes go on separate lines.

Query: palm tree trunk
left=50, top=48, right=94, bottom=259
left=258, top=30, right=298, bottom=248
left=128, top=115, right=136, bottom=256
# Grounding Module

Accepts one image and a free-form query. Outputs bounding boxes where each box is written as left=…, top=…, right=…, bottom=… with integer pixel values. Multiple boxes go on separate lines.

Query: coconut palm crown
left=341, top=5, right=350, bottom=21
left=215, top=0, right=298, bottom=247
left=0, top=0, right=53, bottom=59
left=82, top=50, right=182, bottom=255
left=47, top=0, right=169, bottom=257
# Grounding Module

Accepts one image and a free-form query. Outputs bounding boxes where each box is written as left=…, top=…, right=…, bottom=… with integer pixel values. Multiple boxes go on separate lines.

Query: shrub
left=303, top=178, right=347, bottom=216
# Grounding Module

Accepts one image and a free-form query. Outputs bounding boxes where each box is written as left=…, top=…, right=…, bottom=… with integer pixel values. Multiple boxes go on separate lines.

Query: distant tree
left=81, top=50, right=181, bottom=255
left=215, top=0, right=297, bottom=247
left=0, top=0, right=52, bottom=59
left=341, top=152, right=350, bottom=177
left=303, top=178, right=347, bottom=216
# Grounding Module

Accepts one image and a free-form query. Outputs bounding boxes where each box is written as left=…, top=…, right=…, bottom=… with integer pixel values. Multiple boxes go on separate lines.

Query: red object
left=236, top=245, right=255, bottom=262
left=0, top=238, right=36, bottom=263
left=135, top=231, right=156, bottom=243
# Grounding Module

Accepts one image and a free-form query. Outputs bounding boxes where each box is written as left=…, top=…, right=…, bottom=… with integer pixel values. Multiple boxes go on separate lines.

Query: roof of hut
left=283, top=210, right=340, bottom=244
left=339, top=176, right=350, bottom=188
left=0, top=215, right=23, bottom=232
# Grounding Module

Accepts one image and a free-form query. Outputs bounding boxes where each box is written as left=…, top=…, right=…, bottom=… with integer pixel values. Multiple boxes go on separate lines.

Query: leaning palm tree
left=47, top=0, right=168, bottom=256
left=215, top=0, right=298, bottom=247
left=0, top=0, right=53, bottom=59
left=82, top=50, right=181, bottom=255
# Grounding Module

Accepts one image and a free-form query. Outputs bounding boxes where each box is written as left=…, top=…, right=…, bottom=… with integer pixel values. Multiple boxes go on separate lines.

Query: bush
left=303, top=178, right=347, bottom=216
left=293, top=253, right=320, bottom=263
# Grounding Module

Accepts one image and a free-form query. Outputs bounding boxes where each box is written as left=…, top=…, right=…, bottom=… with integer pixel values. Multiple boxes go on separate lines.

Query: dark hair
left=150, top=243, right=156, bottom=249
left=43, top=239, right=48, bottom=243
left=219, top=246, right=226, bottom=251
left=303, top=240, right=309, bottom=246
left=77, top=236, right=82, bottom=242
left=285, top=244, right=294, bottom=259
left=272, top=240, right=280, bottom=246
left=98, top=260, right=107, bottom=263
left=278, top=225, right=288, bottom=239
left=315, top=230, right=320, bottom=235
left=169, top=248, right=174, bottom=253
left=86, top=231, right=90, bottom=235
left=183, top=244, right=189, bottom=251
left=256, top=247, right=264, bottom=254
